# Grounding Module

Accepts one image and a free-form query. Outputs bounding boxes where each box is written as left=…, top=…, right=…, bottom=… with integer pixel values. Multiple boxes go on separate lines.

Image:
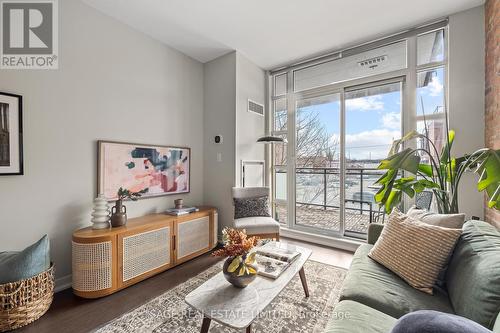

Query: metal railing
left=277, top=166, right=385, bottom=231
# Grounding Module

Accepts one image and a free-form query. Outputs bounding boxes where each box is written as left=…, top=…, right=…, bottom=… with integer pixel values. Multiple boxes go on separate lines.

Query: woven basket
left=0, top=264, right=54, bottom=332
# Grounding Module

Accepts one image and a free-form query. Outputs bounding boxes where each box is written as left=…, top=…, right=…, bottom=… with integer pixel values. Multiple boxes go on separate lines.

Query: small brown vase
left=222, top=256, right=258, bottom=288
left=110, top=199, right=127, bottom=227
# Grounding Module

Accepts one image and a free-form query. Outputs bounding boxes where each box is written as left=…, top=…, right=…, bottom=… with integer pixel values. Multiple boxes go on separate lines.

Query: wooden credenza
left=72, top=206, right=218, bottom=298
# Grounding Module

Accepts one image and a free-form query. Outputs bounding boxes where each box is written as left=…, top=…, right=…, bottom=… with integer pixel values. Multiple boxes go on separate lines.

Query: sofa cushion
left=0, top=235, right=50, bottom=284
left=234, top=216, right=280, bottom=235
left=368, top=209, right=462, bottom=294
left=324, top=300, right=397, bottom=333
left=446, top=221, right=500, bottom=329
left=407, top=206, right=465, bottom=229
left=341, top=244, right=454, bottom=319
left=390, top=310, right=492, bottom=333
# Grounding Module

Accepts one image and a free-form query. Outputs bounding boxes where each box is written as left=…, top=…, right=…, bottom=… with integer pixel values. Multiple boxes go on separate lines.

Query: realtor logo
left=1, top=0, right=58, bottom=69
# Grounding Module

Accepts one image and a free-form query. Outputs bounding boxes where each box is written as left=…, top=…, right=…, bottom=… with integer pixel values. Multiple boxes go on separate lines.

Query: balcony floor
left=276, top=204, right=370, bottom=235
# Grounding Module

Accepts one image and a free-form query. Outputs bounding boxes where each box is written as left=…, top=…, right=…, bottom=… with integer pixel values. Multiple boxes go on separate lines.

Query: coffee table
left=185, top=242, right=312, bottom=332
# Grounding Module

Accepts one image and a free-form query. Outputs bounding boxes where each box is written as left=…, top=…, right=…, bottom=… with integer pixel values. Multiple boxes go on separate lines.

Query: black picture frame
left=0, top=92, right=23, bottom=176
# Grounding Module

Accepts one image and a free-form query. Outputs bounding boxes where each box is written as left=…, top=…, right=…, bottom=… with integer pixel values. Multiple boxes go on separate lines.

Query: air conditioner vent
left=358, top=55, right=388, bottom=69
left=248, top=99, right=264, bottom=116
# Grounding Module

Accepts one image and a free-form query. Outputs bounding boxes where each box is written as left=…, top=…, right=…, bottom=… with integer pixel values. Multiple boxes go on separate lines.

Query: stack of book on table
left=165, top=206, right=199, bottom=216
left=254, top=243, right=301, bottom=279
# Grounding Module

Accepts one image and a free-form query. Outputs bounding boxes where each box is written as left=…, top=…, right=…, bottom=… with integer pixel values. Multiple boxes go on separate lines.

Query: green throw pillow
left=0, top=235, right=50, bottom=284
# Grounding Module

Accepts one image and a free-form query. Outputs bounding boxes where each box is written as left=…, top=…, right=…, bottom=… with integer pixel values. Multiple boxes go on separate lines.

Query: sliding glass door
left=294, top=93, right=342, bottom=235
left=343, top=81, right=402, bottom=238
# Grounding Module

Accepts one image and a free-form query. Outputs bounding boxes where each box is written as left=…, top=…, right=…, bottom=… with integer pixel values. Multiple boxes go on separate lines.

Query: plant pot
left=222, top=256, right=258, bottom=288
left=110, top=199, right=127, bottom=227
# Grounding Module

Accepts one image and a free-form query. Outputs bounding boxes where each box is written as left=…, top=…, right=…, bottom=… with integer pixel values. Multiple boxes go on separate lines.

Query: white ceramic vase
left=91, top=194, right=111, bottom=229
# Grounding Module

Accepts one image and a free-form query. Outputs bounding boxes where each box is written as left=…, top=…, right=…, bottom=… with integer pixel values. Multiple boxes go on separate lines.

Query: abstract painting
left=0, top=92, right=23, bottom=175
left=98, top=141, right=190, bottom=200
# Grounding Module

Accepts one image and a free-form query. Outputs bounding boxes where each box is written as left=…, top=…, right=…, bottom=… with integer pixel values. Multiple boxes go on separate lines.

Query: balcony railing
left=276, top=166, right=385, bottom=237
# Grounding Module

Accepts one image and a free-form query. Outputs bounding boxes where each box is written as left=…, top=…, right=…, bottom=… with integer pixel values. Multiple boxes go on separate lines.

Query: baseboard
left=280, top=228, right=361, bottom=252
left=55, top=274, right=72, bottom=293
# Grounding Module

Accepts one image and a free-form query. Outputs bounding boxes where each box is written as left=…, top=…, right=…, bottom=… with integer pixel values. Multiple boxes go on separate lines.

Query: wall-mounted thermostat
left=214, top=135, right=223, bottom=144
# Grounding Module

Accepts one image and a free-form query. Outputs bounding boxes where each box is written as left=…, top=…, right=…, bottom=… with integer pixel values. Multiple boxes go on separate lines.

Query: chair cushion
left=234, top=216, right=280, bottom=235
left=368, top=209, right=461, bottom=294
left=341, top=244, right=454, bottom=319
left=390, top=310, right=492, bottom=333
left=0, top=235, right=50, bottom=284
left=233, top=196, right=270, bottom=219
left=324, top=300, right=397, bottom=333
left=446, top=220, right=500, bottom=329
left=407, top=206, right=465, bottom=229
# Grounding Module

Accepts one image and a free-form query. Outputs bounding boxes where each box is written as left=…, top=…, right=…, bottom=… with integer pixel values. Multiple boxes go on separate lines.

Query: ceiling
left=82, top=0, right=484, bottom=69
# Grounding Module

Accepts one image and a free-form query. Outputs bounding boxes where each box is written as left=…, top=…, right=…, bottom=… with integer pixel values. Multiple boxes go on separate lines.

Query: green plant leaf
left=385, top=190, right=402, bottom=213
left=475, top=150, right=500, bottom=210
left=228, top=257, right=241, bottom=273
left=247, top=266, right=257, bottom=274
left=440, top=130, right=455, bottom=166
left=378, top=148, right=421, bottom=175
left=418, top=164, right=433, bottom=177
left=238, top=265, right=246, bottom=276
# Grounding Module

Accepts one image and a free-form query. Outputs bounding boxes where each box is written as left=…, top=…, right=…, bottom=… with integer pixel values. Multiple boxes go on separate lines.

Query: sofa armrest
left=367, top=223, right=384, bottom=245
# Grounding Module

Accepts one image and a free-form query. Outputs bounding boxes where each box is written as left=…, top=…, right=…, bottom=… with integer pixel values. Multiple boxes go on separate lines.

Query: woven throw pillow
left=368, top=209, right=462, bottom=294
left=407, top=206, right=465, bottom=229
left=234, top=196, right=270, bottom=219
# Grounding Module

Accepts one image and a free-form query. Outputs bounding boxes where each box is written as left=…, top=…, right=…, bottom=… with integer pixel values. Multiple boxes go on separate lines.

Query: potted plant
left=213, top=228, right=259, bottom=288
left=375, top=118, right=499, bottom=214
left=110, top=187, right=148, bottom=227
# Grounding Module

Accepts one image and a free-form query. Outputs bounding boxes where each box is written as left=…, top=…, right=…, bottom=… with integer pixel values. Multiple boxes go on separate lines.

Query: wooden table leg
left=200, top=316, right=211, bottom=333
left=299, top=267, right=310, bottom=297
left=246, top=324, right=252, bottom=333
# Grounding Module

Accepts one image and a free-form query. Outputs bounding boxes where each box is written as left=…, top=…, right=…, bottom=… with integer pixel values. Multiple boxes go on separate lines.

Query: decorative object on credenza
left=213, top=228, right=259, bottom=288
left=165, top=206, right=199, bottom=216
left=110, top=187, right=148, bottom=227
left=0, top=92, right=23, bottom=176
left=91, top=194, right=111, bottom=230
left=98, top=141, right=191, bottom=200
left=174, top=198, right=183, bottom=209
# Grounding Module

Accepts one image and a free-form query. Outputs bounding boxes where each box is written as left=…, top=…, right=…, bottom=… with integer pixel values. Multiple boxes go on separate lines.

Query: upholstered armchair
left=232, top=187, right=280, bottom=240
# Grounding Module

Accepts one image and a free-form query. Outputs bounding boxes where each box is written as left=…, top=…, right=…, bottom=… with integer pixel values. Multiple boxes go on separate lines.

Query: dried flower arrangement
left=213, top=228, right=259, bottom=277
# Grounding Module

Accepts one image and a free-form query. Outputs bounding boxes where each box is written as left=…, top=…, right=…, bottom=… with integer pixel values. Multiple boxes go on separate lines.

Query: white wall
left=203, top=52, right=266, bottom=233
left=203, top=52, right=237, bottom=233
left=235, top=53, right=266, bottom=186
left=448, top=5, right=485, bottom=219
left=0, top=0, right=204, bottom=284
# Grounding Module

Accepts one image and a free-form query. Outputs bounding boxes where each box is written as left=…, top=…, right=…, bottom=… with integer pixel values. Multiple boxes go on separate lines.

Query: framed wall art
left=0, top=92, right=23, bottom=176
left=98, top=141, right=190, bottom=200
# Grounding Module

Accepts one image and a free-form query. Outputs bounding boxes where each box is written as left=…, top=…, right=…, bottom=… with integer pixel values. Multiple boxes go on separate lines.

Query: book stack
left=165, top=206, right=199, bottom=216
left=254, top=243, right=301, bottom=279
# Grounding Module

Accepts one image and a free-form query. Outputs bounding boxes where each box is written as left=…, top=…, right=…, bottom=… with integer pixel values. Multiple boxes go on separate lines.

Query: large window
left=271, top=24, right=448, bottom=240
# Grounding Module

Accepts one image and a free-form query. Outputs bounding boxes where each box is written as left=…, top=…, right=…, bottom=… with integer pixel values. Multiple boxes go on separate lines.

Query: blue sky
left=297, top=68, right=444, bottom=160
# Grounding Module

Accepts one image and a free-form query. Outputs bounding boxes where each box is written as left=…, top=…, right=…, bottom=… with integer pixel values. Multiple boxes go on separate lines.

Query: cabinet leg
left=299, top=267, right=309, bottom=297
left=200, top=316, right=211, bottom=333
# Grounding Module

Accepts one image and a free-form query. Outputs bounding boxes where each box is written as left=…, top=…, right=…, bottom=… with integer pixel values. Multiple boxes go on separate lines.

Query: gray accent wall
left=448, top=5, right=485, bottom=219
left=0, top=0, right=205, bottom=283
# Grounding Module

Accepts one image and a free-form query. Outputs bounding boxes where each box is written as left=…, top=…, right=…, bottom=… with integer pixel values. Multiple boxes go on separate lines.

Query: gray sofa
left=324, top=220, right=500, bottom=333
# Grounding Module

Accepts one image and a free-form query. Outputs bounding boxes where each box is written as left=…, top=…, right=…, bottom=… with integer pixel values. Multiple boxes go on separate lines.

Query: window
left=270, top=22, right=448, bottom=241
left=293, top=40, right=407, bottom=92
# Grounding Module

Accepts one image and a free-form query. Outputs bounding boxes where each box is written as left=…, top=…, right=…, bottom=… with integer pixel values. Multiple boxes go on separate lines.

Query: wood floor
left=15, top=238, right=354, bottom=333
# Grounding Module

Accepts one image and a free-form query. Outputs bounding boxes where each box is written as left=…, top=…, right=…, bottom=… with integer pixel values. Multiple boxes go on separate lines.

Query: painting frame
left=0, top=92, right=23, bottom=176
left=98, top=140, right=191, bottom=201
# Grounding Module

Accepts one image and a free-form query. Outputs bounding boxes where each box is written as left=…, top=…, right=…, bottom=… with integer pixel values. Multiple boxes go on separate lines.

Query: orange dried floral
left=212, top=227, right=259, bottom=258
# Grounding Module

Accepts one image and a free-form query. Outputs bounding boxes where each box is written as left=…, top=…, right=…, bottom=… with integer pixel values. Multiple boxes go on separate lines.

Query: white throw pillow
left=407, top=206, right=465, bottom=229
